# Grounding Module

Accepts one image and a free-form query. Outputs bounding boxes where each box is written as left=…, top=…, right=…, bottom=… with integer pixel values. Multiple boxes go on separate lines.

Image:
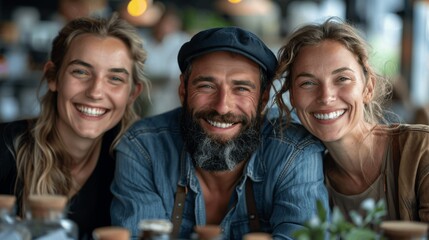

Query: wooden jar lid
left=0, top=195, right=16, bottom=210
left=243, top=232, right=272, bottom=240
left=27, top=195, right=67, bottom=211
left=380, top=221, right=428, bottom=238
left=93, top=226, right=130, bottom=240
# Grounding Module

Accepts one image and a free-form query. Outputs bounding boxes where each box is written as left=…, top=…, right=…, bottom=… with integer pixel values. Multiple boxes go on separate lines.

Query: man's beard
left=181, top=104, right=263, bottom=172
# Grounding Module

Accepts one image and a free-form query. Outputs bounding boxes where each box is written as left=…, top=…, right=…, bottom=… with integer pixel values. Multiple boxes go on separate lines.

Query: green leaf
left=345, top=228, right=378, bottom=240
left=316, top=199, right=327, bottom=222
left=349, top=211, right=363, bottom=226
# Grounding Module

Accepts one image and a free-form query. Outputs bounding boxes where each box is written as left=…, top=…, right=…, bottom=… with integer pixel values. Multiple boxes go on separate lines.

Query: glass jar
left=0, top=195, right=31, bottom=240
left=139, top=219, right=173, bottom=240
left=23, top=195, right=78, bottom=240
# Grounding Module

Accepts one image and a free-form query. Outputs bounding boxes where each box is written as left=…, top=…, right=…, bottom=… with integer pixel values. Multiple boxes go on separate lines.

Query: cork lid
left=380, top=221, right=429, bottom=238
left=27, top=195, right=68, bottom=211
left=93, top=226, right=130, bottom=240
left=0, top=195, right=16, bottom=210
left=243, top=232, right=272, bottom=240
left=194, top=225, right=222, bottom=240
left=138, top=219, right=173, bottom=234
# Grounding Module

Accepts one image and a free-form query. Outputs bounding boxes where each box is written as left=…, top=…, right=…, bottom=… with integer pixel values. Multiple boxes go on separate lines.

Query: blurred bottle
left=138, top=219, right=173, bottom=240
left=192, top=225, right=222, bottom=240
left=22, top=195, right=78, bottom=240
left=0, top=195, right=31, bottom=240
left=93, top=226, right=130, bottom=240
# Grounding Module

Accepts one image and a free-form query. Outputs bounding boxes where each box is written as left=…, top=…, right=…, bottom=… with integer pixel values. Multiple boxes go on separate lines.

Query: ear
left=178, top=74, right=186, bottom=106
left=44, top=61, right=57, bottom=92
left=128, top=82, right=143, bottom=104
left=363, top=77, right=375, bottom=104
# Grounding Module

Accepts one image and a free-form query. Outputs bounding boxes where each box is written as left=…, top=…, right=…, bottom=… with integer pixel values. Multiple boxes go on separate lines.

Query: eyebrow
left=232, top=80, right=256, bottom=89
left=294, top=67, right=355, bottom=79
left=332, top=67, right=355, bottom=74
left=294, top=72, right=314, bottom=79
left=68, top=59, right=130, bottom=75
left=191, top=76, right=256, bottom=89
left=191, top=76, right=214, bottom=85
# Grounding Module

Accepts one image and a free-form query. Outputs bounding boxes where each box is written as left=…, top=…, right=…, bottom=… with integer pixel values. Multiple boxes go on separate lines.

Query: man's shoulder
left=266, top=124, right=324, bottom=156
left=262, top=112, right=323, bottom=151
left=128, top=108, right=181, bottom=132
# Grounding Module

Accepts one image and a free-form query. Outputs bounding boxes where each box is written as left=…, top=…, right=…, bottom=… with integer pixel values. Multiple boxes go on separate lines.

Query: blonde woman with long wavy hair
left=0, top=13, right=149, bottom=238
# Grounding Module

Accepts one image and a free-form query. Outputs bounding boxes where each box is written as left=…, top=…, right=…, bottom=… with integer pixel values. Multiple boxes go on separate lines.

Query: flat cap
left=178, top=26, right=278, bottom=81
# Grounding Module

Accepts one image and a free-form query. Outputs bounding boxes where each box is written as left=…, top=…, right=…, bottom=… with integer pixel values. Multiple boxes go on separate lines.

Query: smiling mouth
left=76, top=104, right=107, bottom=117
left=313, top=110, right=345, bottom=120
left=207, top=119, right=234, bottom=128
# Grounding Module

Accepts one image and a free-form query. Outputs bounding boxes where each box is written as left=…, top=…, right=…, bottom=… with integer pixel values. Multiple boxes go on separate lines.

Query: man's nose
left=211, top=87, right=232, bottom=115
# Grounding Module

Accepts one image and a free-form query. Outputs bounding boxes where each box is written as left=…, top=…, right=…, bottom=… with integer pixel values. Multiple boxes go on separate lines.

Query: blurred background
left=0, top=0, right=428, bottom=124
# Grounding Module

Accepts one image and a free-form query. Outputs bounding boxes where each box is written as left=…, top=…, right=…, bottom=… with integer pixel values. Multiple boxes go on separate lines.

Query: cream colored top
left=326, top=141, right=398, bottom=221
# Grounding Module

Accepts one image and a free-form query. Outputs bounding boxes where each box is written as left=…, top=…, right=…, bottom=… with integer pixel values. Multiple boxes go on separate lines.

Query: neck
left=196, top=161, right=246, bottom=192
left=324, top=125, right=388, bottom=194
left=324, top=123, right=376, bottom=174
left=69, top=141, right=101, bottom=174
left=59, top=134, right=103, bottom=196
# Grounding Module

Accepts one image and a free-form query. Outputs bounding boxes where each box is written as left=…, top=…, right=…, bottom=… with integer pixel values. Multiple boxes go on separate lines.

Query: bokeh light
left=127, top=0, right=148, bottom=17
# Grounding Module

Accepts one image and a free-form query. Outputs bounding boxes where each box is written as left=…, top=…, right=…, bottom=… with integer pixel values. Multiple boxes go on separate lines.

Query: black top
left=0, top=119, right=116, bottom=240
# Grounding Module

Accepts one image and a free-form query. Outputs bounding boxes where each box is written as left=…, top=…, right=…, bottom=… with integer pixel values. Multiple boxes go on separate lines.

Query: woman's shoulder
left=384, top=123, right=429, bottom=149
left=385, top=123, right=429, bottom=136
left=398, top=123, right=429, bottom=132
left=0, top=119, right=31, bottom=132
left=0, top=119, right=33, bottom=144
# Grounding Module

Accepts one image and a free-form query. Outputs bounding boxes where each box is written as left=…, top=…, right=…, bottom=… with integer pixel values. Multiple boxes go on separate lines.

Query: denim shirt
left=111, top=108, right=328, bottom=240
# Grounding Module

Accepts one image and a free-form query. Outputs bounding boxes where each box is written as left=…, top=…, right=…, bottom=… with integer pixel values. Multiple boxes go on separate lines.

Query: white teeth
left=314, top=110, right=345, bottom=120
left=76, top=105, right=106, bottom=116
left=207, top=120, right=233, bottom=128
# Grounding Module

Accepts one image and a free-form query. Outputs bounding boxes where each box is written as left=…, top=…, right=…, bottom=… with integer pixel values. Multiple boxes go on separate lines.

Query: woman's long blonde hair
left=13, top=13, right=149, bottom=213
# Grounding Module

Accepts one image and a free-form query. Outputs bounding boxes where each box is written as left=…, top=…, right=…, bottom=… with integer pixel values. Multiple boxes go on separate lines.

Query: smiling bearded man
left=111, top=26, right=329, bottom=240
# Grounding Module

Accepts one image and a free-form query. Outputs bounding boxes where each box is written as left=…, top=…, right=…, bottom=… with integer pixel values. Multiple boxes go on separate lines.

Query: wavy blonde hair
left=14, top=13, right=149, bottom=213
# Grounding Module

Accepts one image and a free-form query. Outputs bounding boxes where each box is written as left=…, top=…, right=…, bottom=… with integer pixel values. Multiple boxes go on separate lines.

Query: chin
left=77, top=131, right=104, bottom=139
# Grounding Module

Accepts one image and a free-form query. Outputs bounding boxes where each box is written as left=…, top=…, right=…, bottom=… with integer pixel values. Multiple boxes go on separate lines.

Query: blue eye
left=299, top=81, right=317, bottom=88
left=111, top=76, right=124, bottom=82
left=237, top=87, right=250, bottom=92
left=71, top=69, right=90, bottom=79
left=72, top=69, right=87, bottom=75
left=198, top=84, right=214, bottom=89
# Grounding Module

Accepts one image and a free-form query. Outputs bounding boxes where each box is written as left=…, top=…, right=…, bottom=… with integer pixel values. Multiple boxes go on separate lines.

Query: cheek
left=290, top=90, right=308, bottom=109
left=348, top=90, right=367, bottom=106
left=112, top=89, right=133, bottom=109
left=186, top=91, right=206, bottom=108
left=55, top=89, right=73, bottom=107
left=244, top=96, right=259, bottom=111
